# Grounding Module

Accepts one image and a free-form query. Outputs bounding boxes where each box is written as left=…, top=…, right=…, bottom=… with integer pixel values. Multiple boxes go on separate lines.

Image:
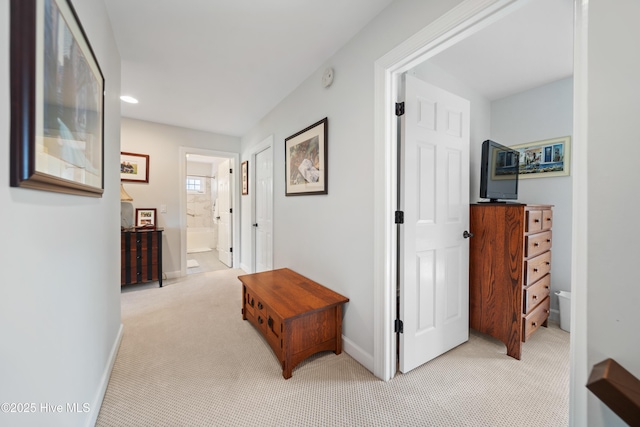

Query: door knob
left=463, top=231, right=474, bottom=239
left=253, top=223, right=258, bottom=227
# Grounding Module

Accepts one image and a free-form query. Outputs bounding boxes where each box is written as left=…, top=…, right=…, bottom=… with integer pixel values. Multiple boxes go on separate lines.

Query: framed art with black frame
left=285, top=118, right=328, bottom=196
left=10, top=0, right=105, bottom=197
left=241, top=160, right=249, bottom=195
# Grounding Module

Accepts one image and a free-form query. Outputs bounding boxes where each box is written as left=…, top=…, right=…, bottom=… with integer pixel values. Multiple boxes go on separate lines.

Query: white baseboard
left=239, top=263, right=251, bottom=273
left=342, top=334, right=374, bottom=374
left=549, top=308, right=560, bottom=323
left=165, top=270, right=181, bottom=279
left=86, top=323, right=123, bottom=427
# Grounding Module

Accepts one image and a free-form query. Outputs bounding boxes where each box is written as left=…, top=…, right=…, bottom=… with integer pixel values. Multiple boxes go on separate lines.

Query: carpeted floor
left=97, top=268, right=569, bottom=426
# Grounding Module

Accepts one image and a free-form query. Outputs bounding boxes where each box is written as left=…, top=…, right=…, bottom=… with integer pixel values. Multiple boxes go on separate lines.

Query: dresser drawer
left=524, top=274, right=551, bottom=314
left=542, top=209, right=553, bottom=231
left=525, top=251, right=551, bottom=286
left=265, top=311, right=284, bottom=361
left=522, top=296, right=550, bottom=341
left=244, top=286, right=256, bottom=317
left=526, top=210, right=543, bottom=233
left=525, top=231, right=552, bottom=258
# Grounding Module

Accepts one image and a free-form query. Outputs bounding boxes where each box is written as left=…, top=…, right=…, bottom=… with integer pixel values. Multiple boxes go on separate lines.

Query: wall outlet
left=160, top=204, right=167, bottom=213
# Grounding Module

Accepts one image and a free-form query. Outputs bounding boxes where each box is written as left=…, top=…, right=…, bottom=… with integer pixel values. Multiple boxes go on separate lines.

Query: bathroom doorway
left=179, top=147, right=240, bottom=277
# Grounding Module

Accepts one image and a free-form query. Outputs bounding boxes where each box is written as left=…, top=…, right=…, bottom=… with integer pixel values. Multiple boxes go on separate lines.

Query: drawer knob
left=532, top=295, right=538, bottom=300
left=546, top=262, right=550, bottom=265
left=532, top=321, right=537, bottom=327
left=535, top=219, right=540, bottom=223
left=258, top=316, right=264, bottom=324
left=533, top=268, right=538, bottom=272
left=257, top=302, right=263, bottom=310
left=534, top=243, right=539, bottom=247
left=268, top=316, right=273, bottom=328
left=547, top=239, right=551, bottom=243
left=250, top=298, right=255, bottom=307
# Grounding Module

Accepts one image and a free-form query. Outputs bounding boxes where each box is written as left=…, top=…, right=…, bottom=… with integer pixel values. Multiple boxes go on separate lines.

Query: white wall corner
left=86, top=323, right=123, bottom=427
left=342, top=335, right=375, bottom=374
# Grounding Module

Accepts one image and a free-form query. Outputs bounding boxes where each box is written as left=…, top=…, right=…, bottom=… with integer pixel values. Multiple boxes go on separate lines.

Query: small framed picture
left=285, top=118, right=328, bottom=196
left=241, top=161, right=249, bottom=195
left=135, top=208, right=157, bottom=228
left=509, top=136, right=571, bottom=179
left=121, top=152, right=150, bottom=183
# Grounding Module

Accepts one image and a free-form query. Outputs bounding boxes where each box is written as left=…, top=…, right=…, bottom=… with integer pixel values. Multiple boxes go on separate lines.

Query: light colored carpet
left=97, top=269, right=569, bottom=426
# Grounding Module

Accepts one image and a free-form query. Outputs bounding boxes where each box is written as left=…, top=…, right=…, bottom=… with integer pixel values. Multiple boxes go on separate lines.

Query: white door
left=217, top=159, right=232, bottom=267
left=254, top=146, right=273, bottom=272
left=399, top=74, right=470, bottom=373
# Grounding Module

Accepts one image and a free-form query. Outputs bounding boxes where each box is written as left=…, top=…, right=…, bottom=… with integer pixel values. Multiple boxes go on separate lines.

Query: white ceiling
left=104, top=0, right=573, bottom=138
left=427, top=0, right=574, bottom=100
left=104, top=0, right=395, bottom=136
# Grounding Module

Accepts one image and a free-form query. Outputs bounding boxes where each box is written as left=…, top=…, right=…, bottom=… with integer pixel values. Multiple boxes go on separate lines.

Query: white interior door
left=399, top=74, right=470, bottom=373
left=254, top=146, right=273, bottom=272
left=217, top=159, right=232, bottom=267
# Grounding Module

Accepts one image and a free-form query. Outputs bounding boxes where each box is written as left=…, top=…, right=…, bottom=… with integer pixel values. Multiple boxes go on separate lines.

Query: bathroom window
left=186, top=176, right=205, bottom=194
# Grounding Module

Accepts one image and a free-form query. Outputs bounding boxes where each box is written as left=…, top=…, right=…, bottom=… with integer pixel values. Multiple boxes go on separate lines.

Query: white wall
left=0, top=0, right=122, bottom=425
left=120, top=118, right=239, bottom=276
left=585, top=0, right=640, bottom=425
left=240, top=0, right=465, bottom=366
left=491, top=77, right=573, bottom=315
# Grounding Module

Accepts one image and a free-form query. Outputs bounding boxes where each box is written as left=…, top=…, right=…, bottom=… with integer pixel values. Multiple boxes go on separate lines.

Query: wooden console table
left=238, top=268, right=349, bottom=379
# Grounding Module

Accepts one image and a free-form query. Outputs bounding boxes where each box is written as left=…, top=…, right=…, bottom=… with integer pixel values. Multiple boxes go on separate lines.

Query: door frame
left=250, top=135, right=274, bottom=273
left=178, top=146, right=240, bottom=276
left=373, top=0, right=588, bottom=382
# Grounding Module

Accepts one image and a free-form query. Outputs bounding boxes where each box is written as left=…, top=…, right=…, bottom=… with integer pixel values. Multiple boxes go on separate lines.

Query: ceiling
left=104, top=0, right=573, bottom=138
left=104, top=0, right=395, bottom=136
left=427, top=0, right=573, bottom=101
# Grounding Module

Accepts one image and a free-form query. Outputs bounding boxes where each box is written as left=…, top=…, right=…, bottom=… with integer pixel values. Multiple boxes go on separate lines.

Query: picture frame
left=285, top=118, right=328, bottom=196
left=10, top=0, right=105, bottom=197
left=135, top=208, right=157, bottom=228
left=510, top=136, right=571, bottom=179
left=241, top=160, right=249, bottom=195
left=121, top=152, right=150, bottom=183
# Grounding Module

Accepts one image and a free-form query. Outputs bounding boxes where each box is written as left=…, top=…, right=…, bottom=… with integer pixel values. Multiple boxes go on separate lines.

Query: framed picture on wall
left=241, top=161, right=249, bottom=195
left=285, top=118, right=328, bottom=196
left=135, top=208, right=157, bottom=228
left=509, top=136, right=571, bottom=179
left=10, top=0, right=105, bottom=197
left=121, top=152, right=150, bottom=183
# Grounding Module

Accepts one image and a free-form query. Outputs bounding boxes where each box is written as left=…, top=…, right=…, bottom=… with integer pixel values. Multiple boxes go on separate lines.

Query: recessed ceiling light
left=120, top=95, right=138, bottom=104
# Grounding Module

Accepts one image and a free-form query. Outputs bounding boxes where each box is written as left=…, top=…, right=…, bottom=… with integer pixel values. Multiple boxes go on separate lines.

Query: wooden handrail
left=587, top=358, right=640, bottom=426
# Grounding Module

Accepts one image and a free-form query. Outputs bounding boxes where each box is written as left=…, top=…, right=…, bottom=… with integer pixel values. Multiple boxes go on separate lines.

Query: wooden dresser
left=121, top=228, right=163, bottom=287
left=238, top=268, right=349, bottom=379
left=469, top=204, right=552, bottom=360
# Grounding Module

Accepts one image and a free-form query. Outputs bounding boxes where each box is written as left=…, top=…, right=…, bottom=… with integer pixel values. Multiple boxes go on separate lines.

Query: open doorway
left=184, top=154, right=231, bottom=275
left=373, top=0, right=574, bottom=380
left=179, top=147, right=240, bottom=277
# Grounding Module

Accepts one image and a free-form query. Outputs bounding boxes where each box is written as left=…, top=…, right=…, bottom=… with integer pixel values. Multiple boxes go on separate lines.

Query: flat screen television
left=479, top=139, right=519, bottom=202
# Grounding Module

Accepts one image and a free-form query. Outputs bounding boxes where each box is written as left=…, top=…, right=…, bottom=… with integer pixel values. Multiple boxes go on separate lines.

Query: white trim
left=373, top=0, right=534, bottom=381
left=342, top=335, right=374, bottom=373
left=87, top=323, right=123, bottom=427
left=249, top=135, right=274, bottom=274
left=179, top=147, right=240, bottom=276
left=569, top=0, right=588, bottom=424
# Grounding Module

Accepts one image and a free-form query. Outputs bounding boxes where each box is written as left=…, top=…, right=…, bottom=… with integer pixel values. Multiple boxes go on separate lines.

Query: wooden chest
left=121, top=228, right=163, bottom=287
left=469, top=204, right=552, bottom=360
left=238, top=268, right=349, bottom=379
